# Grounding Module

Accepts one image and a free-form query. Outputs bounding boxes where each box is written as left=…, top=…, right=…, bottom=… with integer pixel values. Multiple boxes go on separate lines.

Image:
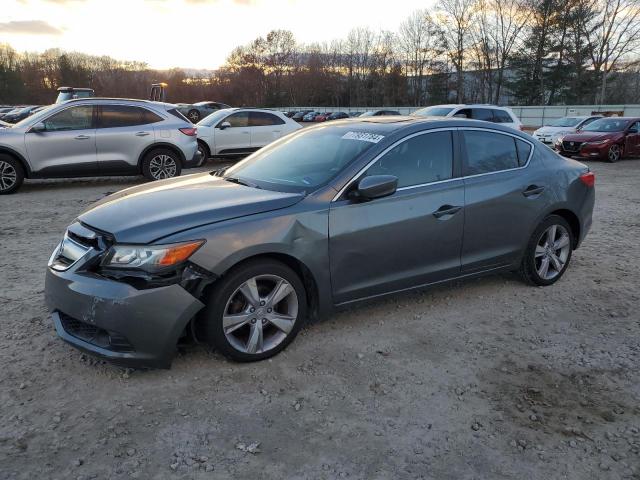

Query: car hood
left=78, top=172, right=305, bottom=243
left=561, top=131, right=620, bottom=142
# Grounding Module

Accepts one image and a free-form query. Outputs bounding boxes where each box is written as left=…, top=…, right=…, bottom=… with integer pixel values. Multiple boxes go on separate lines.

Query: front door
left=25, top=105, right=98, bottom=176
left=214, top=111, right=251, bottom=155
left=329, top=130, right=464, bottom=304
left=624, top=121, right=640, bottom=156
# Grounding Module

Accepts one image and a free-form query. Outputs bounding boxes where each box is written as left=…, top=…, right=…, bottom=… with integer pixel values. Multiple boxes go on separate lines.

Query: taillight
left=179, top=127, right=197, bottom=136
left=579, top=171, right=595, bottom=187
left=519, top=125, right=525, bottom=131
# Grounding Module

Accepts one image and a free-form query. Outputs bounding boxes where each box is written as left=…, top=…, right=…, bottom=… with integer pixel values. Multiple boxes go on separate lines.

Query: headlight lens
left=586, top=139, right=610, bottom=145
left=100, top=240, right=204, bottom=272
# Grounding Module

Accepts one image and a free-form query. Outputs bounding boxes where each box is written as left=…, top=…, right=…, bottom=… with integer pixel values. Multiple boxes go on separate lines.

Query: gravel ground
left=1, top=158, right=639, bottom=480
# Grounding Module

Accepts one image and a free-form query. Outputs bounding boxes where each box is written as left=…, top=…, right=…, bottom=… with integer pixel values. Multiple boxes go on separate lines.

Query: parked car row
left=286, top=110, right=370, bottom=122
left=0, top=105, right=44, bottom=123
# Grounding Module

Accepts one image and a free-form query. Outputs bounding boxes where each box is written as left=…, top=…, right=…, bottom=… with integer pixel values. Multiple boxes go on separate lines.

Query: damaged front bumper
left=45, top=267, right=205, bottom=368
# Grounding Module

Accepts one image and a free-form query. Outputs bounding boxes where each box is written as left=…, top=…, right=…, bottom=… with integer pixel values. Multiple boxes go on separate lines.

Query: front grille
left=58, top=312, right=134, bottom=352
left=562, top=140, right=582, bottom=152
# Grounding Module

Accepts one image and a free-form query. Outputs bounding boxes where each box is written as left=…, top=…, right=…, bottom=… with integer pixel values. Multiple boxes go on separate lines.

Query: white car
left=412, top=104, right=523, bottom=131
left=196, top=108, right=302, bottom=159
left=532, top=116, right=603, bottom=145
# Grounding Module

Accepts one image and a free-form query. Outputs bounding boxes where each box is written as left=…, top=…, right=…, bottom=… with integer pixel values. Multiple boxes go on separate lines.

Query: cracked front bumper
left=45, top=267, right=205, bottom=369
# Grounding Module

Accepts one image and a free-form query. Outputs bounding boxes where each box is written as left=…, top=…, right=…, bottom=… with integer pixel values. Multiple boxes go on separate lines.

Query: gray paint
left=45, top=117, right=595, bottom=368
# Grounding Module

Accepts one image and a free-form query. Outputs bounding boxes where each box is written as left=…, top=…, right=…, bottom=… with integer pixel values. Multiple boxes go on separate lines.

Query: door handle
left=242, top=131, right=250, bottom=134
left=523, top=185, right=545, bottom=197
left=135, top=131, right=150, bottom=137
left=433, top=205, right=462, bottom=218
left=74, top=135, right=90, bottom=140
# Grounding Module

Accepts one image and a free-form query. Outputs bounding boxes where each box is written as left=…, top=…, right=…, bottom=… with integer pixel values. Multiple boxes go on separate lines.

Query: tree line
left=1, top=0, right=639, bottom=108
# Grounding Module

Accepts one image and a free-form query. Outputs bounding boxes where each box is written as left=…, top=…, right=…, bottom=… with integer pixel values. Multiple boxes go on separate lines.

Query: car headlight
left=586, top=139, right=610, bottom=146
left=100, top=240, right=204, bottom=273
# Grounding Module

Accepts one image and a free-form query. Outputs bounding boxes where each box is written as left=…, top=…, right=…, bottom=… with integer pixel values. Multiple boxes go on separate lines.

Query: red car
left=555, top=117, right=640, bottom=162
left=314, top=112, right=332, bottom=122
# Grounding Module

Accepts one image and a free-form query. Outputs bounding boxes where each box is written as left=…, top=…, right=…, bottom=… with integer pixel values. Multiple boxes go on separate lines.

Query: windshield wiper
left=224, top=176, right=260, bottom=189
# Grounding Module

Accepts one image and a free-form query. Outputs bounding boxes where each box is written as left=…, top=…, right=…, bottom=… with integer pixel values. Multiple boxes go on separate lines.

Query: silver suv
left=0, top=98, right=202, bottom=194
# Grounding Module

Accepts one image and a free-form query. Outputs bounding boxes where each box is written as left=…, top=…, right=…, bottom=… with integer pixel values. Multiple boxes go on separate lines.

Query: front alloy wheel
left=142, top=148, right=182, bottom=181
left=0, top=155, right=25, bottom=194
left=197, top=259, right=307, bottom=361
left=607, top=143, right=622, bottom=162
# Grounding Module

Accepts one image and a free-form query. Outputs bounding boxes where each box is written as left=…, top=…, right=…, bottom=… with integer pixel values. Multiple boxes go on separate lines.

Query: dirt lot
left=1, top=158, right=639, bottom=480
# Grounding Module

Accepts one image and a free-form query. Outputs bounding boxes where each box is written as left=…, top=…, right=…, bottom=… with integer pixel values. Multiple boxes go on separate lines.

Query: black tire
left=606, top=143, right=623, bottom=163
left=187, top=109, right=201, bottom=123
left=141, top=148, right=182, bottom=181
left=0, top=154, right=25, bottom=194
left=197, top=140, right=210, bottom=164
left=196, top=259, right=308, bottom=362
left=519, top=214, right=574, bottom=286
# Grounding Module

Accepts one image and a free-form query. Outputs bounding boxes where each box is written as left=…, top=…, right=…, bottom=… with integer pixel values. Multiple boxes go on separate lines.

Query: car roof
left=60, top=97, right=175, bottom=109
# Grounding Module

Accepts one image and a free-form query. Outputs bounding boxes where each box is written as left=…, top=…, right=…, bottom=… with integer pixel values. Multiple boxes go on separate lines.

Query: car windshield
left=581, top=118, right=629, bottom=132
left=548, top=117, right=582, bottom=127
left=360, top=111, right=376, bottom=117
left=197, top=108, right=234, bottom=127
left=411, top=107, right=455, bottom=117
left=222, top=126, right=381, bottom=193
left=12, top=104, right=55, bottom=128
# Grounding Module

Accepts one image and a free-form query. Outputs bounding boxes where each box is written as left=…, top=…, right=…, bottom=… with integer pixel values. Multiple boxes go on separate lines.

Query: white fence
left=278, top=104, right=640, bottom=127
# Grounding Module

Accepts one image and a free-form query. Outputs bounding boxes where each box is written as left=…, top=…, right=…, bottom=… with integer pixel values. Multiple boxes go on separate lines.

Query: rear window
left=249, top=112, right=285, bottom=126
left=167, top=108, right=190, bottom=123
left=493, top=110, right=513, bottom=123
left=463, top=131, right=520, bottom=175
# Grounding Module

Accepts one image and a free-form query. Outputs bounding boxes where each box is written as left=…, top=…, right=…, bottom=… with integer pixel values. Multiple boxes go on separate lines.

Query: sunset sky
left=2, top=0, right=434, bottom=70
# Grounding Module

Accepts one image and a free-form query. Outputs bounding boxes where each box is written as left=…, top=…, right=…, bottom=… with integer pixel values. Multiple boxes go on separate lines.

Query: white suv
left=532, top=115, right=603, bottom=145
left=412, top=104, right=523, bottom=131
left=196, top=108, right=301, bottom=159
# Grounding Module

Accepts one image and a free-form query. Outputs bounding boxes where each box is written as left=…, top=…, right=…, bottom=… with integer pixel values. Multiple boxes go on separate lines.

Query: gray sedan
left=45, top=117, right=595, bottom=368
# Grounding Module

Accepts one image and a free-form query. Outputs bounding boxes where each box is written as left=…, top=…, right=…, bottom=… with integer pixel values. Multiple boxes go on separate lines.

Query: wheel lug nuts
left=251, top=318, right=256, bottom=324
left=262, top=318, right=267, bottom=324
left=267, top=308, right=272, bottom=313
left=260, top=301, right=265, bottom=306
left=250, top=308, right=255, bottom=313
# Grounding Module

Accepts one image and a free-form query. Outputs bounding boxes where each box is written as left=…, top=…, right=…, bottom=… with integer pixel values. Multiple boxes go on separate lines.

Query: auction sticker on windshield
left=341, top=131, right=385, bottom=143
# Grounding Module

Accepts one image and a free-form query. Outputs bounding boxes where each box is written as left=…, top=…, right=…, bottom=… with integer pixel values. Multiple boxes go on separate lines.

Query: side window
left=454, top=108, right=471, bottom=119
left=493, top=110, right=513, bottom=123
left=462, top=130, right=519, bottom=175
left=249, top=112, right=285, bottom=127
left=43, top=106, right=94, bottom=132
left=516, top=138, right=532, bottom=166
left=100, top=105, right=161, bottom=128
left=365, top=131, right=453, bottom=188
left=219, top=112, right=249, bottom=128
left=580, top=117, right=599, bottom=128
left=471, top=108, right=494, bottom=122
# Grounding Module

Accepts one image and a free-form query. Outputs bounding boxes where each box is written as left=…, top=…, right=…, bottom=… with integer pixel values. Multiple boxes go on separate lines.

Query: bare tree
left=580, top=0, right=640, bottom=103
left=436, top=0, right=477, bottom=102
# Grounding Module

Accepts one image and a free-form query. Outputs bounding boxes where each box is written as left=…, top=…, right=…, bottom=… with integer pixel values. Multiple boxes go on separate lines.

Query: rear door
left=460, top=128, right=548, bottom=272
left=95, top=104, right=162, bottom=174
left=24, top=104, right=98, bottom=176
left=249, top=112, right=286, bottom=148
left=213, top=111, right=251, bottom=155
left=329, top=129, right=464, bottom=303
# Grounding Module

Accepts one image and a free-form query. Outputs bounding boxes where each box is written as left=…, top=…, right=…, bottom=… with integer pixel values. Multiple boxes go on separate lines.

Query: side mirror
left=628, top=127, right=638, bottom=134
left=30, top=122, right=45, bottom=133
left=350, top=175, right=398, bottom=201
left=218, top=121, right=231, bottom=130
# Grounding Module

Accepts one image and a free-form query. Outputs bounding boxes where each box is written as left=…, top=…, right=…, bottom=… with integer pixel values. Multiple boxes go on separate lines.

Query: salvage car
left=176, top=101, right=231, bottom=123
left=532, top=115, right=602, bottom=145
left=45, top=116, right=595, bottom=368
left=554, top=117, right=640, bottom=162
left=195, top=108, right=301, bottom=160
left=2, top=105, right=41, bottom=123
left=0, top=98, right=202, bottom=194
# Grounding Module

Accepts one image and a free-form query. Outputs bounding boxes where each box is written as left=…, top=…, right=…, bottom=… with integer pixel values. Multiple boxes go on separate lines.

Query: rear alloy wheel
left=0, top=155, right=24, bottom=195
left=520, top=215, right=573, bottom=286
left=197, top=259, right=307, bottom=361
left=197, top=141, right=210, bottom=165
left=142, top=149, right=182, bottom=181
left=187, top=109, right=201, bottom=123
left=607, top=143, right=622, bottom=163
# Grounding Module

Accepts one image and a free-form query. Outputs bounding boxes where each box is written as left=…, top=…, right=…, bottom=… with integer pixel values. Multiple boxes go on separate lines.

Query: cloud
left=0, top=20, right=63, bottom=35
